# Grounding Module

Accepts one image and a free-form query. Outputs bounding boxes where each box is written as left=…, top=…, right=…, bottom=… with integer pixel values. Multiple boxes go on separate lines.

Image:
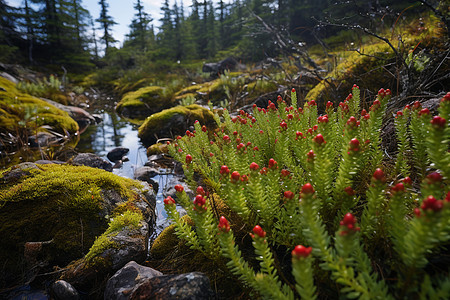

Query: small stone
left=107, top=147, right=130, bottom=163
left=52, top=280, right=80, bottom=300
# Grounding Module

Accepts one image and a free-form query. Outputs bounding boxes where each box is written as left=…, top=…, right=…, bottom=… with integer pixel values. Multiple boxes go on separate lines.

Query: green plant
left=179, top=94, right=197, bottom=106
left=165, top=88, right=449, bottom=299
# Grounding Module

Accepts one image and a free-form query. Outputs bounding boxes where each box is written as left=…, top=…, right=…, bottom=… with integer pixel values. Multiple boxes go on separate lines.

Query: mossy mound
left=138, top=104, right=216, bottom=147
left=174, top=78, right=227, bottom=105
left=147, top=143, right=169, bottom=156
left=0, top=163, right=153, bottom=290
left=116, top=86, right=175, bottom=119
left=0, top=76, right=79, bottom=151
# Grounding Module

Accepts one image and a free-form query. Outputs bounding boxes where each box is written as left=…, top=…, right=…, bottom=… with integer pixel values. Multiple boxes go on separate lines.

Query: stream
left=75, top=106, right=172, bottom=237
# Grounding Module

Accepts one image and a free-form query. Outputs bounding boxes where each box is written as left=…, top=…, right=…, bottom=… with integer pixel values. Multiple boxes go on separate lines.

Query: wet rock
left=130, top=272, right=214, bottom=300
left=71, top=153, right=113, bottom=172
left=134, top=166, right=159, bottom=181
left=164, top=177, right=194, bottom=200
left=202, top=57, right=244, bottom=75
left=107, top=147, right=129, bottom=163
left=104, top=261, right=163, bottom=300
left=28, top=132, right=60, bottom=147
left=34, top=159, right=65, bottom=165
left=51, top=280, right=80, bottom=300
left=0, top=162, right=38, bottom=183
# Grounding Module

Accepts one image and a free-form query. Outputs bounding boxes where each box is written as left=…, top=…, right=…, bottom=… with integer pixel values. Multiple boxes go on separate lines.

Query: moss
left=85, top=211, right=143, bottom=263
left=147, top=143, right=169, bottom=156
left=115, top=85, right=175, bottom=119
left=0, top=77, right=79, bottom=152
left=138, top=104, right=216, bottom=146
left=0, top=163, right=145, bottom=288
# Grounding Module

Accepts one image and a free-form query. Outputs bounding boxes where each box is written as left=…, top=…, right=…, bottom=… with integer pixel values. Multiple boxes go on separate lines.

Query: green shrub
left=164, top=87, right=450, bottom=299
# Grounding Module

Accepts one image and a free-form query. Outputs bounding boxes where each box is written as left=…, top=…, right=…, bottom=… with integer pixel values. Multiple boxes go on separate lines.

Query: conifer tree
left=96, top=0, right=117, bottom=54
left=127, top=0, right=152, bottom=51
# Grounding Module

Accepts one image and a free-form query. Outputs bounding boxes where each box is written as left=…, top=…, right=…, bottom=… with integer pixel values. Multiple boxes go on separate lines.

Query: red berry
left=252, top=225, right=266, bottom=238
left=223, top=135, right=230, bottom=142
left=280, top=120, right=288, bottom=130
left=419, top=108, right=430, bottom=116
left=292, top=245, right=312, bottom=258
left=292, top=88, right=296, bottom=93
left=402, top=177, right=412, bottom=186
left=249, top=162, right=259, bottom=171
left=174, top=184, right=184, bottom=193
left=220, top=165, right=230, bottom=175
left=230, top=171, right=241, bottom=183
left=164, top=196, right=176, bottom=205
left=391, top=183, right=405, bottom=193
left=268, top=158, right=278, bottom=169
left=313, top=134, right=326, bottom=145
left=373, top=168, right=385, bottom=182
left=284, top=191, right=294, bottom=199
left=281, top=169, right=291, bottom=178
left=431, top=116, right=446, bottom=129
left=186, top=154, right=193, bottom=164
left=326, top=101, right=333, bottom=109
left=349, top=138, right=360, bottom=152
left=301, top=183, right=315, bottom=195
left=427, top=172, right=443, bottom=183
left=194, top=195, right=206, bottom=207
left=218, top=216, right=230, bottom=233
left=196, top=186, right=205, bottom=196
left=344, top=187, right=355, bottom=196
left=309, top=100, right=316, bottom=106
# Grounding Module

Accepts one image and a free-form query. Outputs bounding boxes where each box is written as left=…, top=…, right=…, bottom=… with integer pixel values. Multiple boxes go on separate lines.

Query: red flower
left=307, top=150, right=315, bottom=162
left=412, top=101, right=421, bottom=110
left=419, top=108, right=430, bottom=116
left=284, top=191, right=294, bottom=199
left=308, top=100, right=316, bottom=106
left=414, top=208, right=421, bottom=218
left=421, top=195, right=443, bottom=212
left=280, top=120, right=288, bottom=130
left=313, top=134, right=325, bottom=145
left=164, top=196, right=176, bottom=205
left=218, top=216, right=230, bottom=233
left=318, top=115, right=329, bottom=123
left=361, top=109, right=367, bottom=116
left=193, top=194, right=206, bottom=207
left=230, top=171, right=241, bottom=183
left=372, top=168, right=385, bottom=182
left=301, top=183, right=315, bottom=195
left=233, top=131, right=238, bottom=136
left=252, top=225, right=266, bottom=238
left=344, top=187, right=355, bottom=196
left=431, top=116, right=446, bottom=129
left=287, top=114, right=294, bottom=120
left=220, top=165, right=230, bottom=175
left=260, top=167, right=268, bottom=175
left=253, top=146, right=259, bottom=151
left=378, top=88, right=386, bottom=97
left=202, top=125, right=207, bottom=132
left=292, top=245, right=312, bottom=258
left=346, top=116, right=358, bottom=128
left=326, top=101, right=333, bottom=109
left=292, top=88, right=296, bottom=93
left=186, top=154, right=193, bottom=164
left=249, top=162, right=259, bottom=171
left=268, top=158, right=278, bottom=169
left=396, top=111, right=403, bottom=118
left=281, top=169, right=291, bottom=178
left=371, top=99, right=381, bottom=111
left=427, top=172, right=443, bottom=183
left=339, top=212, right=360, bottom=235
left=174, top=184, right=184, bottom=193
left=223, top=135, right=231, bottom=142
left=348, top=138, right=360, bottom=152
left=391, top=183, right=404, bottom=194
left=402, top=177, right=412, bottom=186
left=196, top=186, right=206, bottom=196
left=441, top=92, right=450, bottom=102
left=237, top=143, right=245, bottom=150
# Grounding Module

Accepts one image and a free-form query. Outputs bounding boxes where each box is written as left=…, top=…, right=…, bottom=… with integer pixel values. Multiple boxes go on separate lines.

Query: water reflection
left=76, top=111, right=147, bottom=179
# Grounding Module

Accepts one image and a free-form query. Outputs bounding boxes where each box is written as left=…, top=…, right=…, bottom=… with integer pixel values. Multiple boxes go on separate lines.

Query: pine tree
left=96, top=0, right=117, bottom=54
left=206, top=1, right=217, bottom=58
left=127, top=0, right=152, bottom=51
left=0, top=0, right=19, bottom=61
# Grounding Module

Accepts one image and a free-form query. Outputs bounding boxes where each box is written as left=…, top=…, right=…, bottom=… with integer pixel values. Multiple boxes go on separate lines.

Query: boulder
left=71, top=153, right=113, bottom=172
left=134, top=166, right=159, bottom=181
left=130, top=272, right=214, bottom=300
left=107, top=147, right=130, bottom=163
left=51, top=280, right=80, bottom=300
left=0, top=163, right=156, bottom=294
left=138, top=104, right=216, bottom=147
left=116, top=86, right=175, bottom=120
left=104, top=261, right=163, bottom=300
left=202, top=57, right=244, bottom=75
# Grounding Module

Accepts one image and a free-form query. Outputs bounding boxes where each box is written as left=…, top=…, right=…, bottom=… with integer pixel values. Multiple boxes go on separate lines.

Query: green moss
left=0, top=77, right=79, bottom=141
left=115, top=85, right=175, bottom=118
left=138, top=104, right=216, bottom=146
left=85, top=211, right=143, bottom=263
left=0, top=164, right=146, bottom=288
left=147, top=143, right=169, bottom=156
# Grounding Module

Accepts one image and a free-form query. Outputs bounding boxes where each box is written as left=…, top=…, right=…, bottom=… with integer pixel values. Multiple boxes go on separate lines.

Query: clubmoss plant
left=165, top=88, right=449, bottom=299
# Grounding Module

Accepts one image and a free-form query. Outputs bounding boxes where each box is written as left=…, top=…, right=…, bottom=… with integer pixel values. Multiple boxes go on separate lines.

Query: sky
left=6, top=0, right=219, bottom=46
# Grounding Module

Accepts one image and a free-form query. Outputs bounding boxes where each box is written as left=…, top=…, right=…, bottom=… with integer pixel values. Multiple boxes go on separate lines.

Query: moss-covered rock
left=0, top=163, right=155, bottom=290
left=138, top=104, right=216, bottom=147
left=0, top=76, right=79, bottom=153
left=115, top=86, right=175, bottom=119
left=146, top=143, right=169, bottom=156
left=174, top=79, right=228, bottom=105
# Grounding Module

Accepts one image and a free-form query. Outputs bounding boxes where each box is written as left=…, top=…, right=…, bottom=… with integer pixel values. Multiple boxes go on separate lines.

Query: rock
left=164, top=177, right=194, bottom=200
left=116, top=86, right=175, bottom=120
left=0, top=163, right=156, bottom=293
left=28, top=131, right=60, bottom=147
left=41, top=98, right=96, bottom=134
left=34, top=159, right=65, bottom=165
left=138, top=104, right=216, bottom=147
left=130, top=272, right=214, bottom=300
left=51, top=280, right=80, bottom=300
left=71, top=153, right=113, bottom=172
left=107, top=147, right=129, bottom=163
left=104, top=261, right=163, bottom=300
left=202, top=57, right=244, bottom=75
left=134, top=166, right=159, bottom=181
